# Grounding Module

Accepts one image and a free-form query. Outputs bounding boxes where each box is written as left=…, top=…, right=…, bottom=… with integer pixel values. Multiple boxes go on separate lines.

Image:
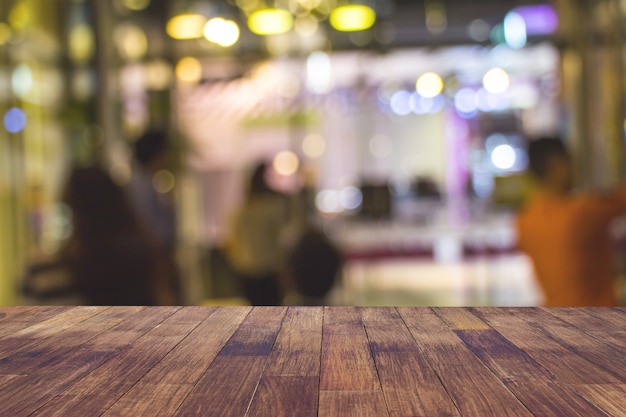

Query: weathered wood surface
left=0, top=307, right=623, bottom=416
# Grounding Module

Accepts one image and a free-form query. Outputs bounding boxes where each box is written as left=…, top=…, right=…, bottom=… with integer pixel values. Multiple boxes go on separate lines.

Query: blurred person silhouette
left=226, top=162, right=290, bottom=306
left=29, top=166, right=180, bottom=305
left=129, top=130, right=177, bottom=253
left=516, top=137, right=626, bottom=306
left=284, top=229, right=342, bottom=306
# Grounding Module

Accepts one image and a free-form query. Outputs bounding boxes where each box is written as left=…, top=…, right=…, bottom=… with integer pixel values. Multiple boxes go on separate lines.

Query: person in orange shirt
left=516, top=137, right=626, bottom=306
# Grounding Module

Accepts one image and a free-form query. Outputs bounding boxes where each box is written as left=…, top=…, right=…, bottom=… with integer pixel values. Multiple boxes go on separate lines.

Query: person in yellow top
left=516, top=137, right=626, bottom=306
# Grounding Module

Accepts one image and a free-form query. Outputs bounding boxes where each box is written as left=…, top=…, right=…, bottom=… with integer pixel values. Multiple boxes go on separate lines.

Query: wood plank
left=14, top=307, right=183, bottom=417
left=586, top=331, right=626, bottom=351
left=174, top=307, right=287, bottom=417
left=128, top=307, right=251, bottom=385
left=174, top=355, right=267, bottom=417
left=0, top=307, right=112, bottom=361
left=0, top=307, right=142, bottom=373
left=575, top=384, right=626, bottom=417
left=245, top=308, right=322, bottom=417
left=102, top=307, right=251, bottom=416
left=542, top=307, right=626, bottom=332
left=318, top=391, right=389, bottom=417
left=246, top=376, right=319, bottom=417
left=512, top=308, right=626, bottom=382
left=455, top=328, right=608, bottom=416
left=320, top=307, right=380, bottom=391
left=0, top=306, right=72, bottom=338
left=473, top=307, right=624, bottom=385
left=432, top=307, right=492, bottom=330
left=398, top=308, right=533, bottom=417
left=360, top=308, right=460, bottom=417
left=473, top=308, right=626, bottom=417
left=263, top=307, right=323, bottom=377
left=47, top=311, right=205, bottom=416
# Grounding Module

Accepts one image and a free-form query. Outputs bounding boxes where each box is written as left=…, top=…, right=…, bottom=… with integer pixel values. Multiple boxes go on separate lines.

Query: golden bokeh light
left=0, top=23, right=11, bottom=45
left=302, top=134, right=326, bottom=158
left=69, top=24, right=95, bottom=64
left=273, top=151, right=300, bottom=176
left=166, top=14, right=206, bottom=40
left=329, top=5, right=376, bottom=32
left=175, top=57, right=203, bottom=83
left=248, top=9, right=294, bottom=36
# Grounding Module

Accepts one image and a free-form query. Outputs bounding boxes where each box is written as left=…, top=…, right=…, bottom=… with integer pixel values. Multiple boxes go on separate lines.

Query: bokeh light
left=483, top=68, right=510, bottom=94
left=122, top=0, right=151, bottom=11
left=69, top=24, right=95, bottom=63
left=302, top=133, right=326, bottom=158
left=152, top=170, right=175, bottom=194
left=114, top=24, right=148, bottom=61
left=467, top=19, right=490, bottom=42
left=203, top=18, right=240, bottom=47
left=491, top=144, right=516, bottom=169
left=0, top=23, right=11, bottom=45
left=248, top=9, right=294, bottom=36
left=390, top=90, right=412, bottom=116
left=504, top=11, right=527, bottom=49
left=4, top=107, right=27, bottom=133
left=175, top=57, right=203, bottom=83
left=295, top=15, right=319, bottom=37
left=316, top=190, right=342, bottom=213
left=145, top=60, right=173, bottom=91
left=340, top=186, right=363, bottom=210
left=416, top=72, right=444, bottom=98
left=273, top=151, right=300, bottom=176
left=12, top=63, right=33, bottom=99
left=329, top=5, right=376, bottom=32
left=369, top=134, right=392, bottom=158
left=306, top=51, right=333, bottom=94
left=454, top=88, right=478, bottom=114
left=166, top=14, right=206, bottom=40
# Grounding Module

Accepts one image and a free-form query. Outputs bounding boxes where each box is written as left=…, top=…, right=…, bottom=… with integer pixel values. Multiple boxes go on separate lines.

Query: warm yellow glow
left=0, top=23, right=11, bottom=45
left=203, top=18, right=240, bottom=47
left=166, top=14, right=206, bottom=40
left=294, top=14, right=319, bottom=37
left=175, top=57, right=203, bottom=83
left=69, top=24, right=95, bottom=63
left=248, top=9, right=294, bottom=36
left=9, top=4, right=31, bottom=30
left=329, top=5, right=376, bottom=32
left=122, top=0, right=151, bottom=11
left=416, top=72, right=443, bottom=98
left=114, top=24, right=148, bottom=61
left=273, top=151, right=300, bottom=176
left=145, top=60, right=173, bottom=90
left=302, top=134, right=326, bottom=158
left=483, top=67, right=510, bottom=94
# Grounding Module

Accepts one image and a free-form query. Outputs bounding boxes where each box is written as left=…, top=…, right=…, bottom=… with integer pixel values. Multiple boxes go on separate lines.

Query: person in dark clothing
left=63, top=166, right=179, bottom=305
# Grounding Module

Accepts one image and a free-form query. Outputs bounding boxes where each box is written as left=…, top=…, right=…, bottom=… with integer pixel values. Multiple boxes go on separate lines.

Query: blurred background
left=1, top=0, right=625, bottom=306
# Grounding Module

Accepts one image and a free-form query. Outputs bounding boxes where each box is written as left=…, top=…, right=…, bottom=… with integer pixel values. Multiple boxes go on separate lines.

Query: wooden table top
left=0, top=306, right=624, bottom=416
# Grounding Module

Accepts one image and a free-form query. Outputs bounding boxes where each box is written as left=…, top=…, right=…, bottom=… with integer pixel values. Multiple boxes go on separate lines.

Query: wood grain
left=360, top=308, right=460, bottom=417
left=320, top=307, right=380, bottom=391
left=398, top=307, right=533, bottom=417
left=0, top=306, right=623, bottom=416
left=319, top=391, right=390, bottom=417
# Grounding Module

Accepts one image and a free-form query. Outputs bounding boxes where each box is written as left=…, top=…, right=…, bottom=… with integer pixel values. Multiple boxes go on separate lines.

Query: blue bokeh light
left=4, top=107, right=27, bottom=133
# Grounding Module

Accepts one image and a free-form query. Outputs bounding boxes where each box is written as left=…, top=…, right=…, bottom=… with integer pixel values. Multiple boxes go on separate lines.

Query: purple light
left=512, top=5, right=558, bottom=35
